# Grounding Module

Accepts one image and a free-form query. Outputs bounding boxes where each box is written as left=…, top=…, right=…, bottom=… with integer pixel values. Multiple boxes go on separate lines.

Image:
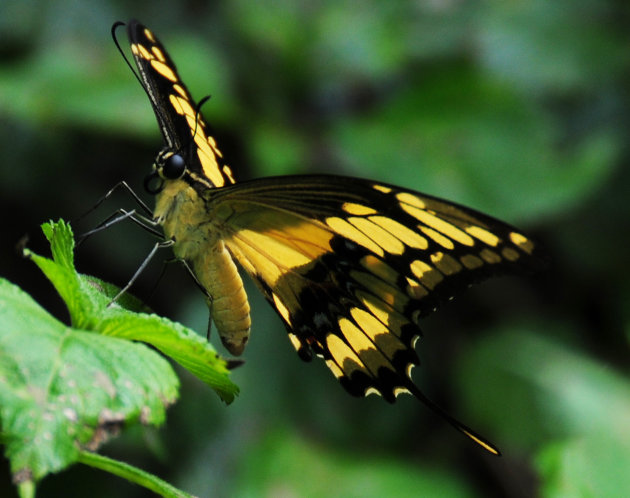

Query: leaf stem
left=17, top=480, right=35, bottom=498
left=77, top=450, right=194, bottom=498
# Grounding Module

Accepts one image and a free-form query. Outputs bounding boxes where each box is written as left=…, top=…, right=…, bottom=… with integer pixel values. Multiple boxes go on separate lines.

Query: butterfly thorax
left=154, top=178, right=251, bottom=356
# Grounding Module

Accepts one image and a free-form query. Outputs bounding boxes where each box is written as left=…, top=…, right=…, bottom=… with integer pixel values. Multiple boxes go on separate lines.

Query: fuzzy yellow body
left=154, top=179, right=251, bottom=355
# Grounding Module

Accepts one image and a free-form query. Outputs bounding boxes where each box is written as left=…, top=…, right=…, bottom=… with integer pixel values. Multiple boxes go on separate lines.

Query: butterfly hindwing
left=127, top=20, right=235, bottom=188
left=203, top=175, right=542, bottom=402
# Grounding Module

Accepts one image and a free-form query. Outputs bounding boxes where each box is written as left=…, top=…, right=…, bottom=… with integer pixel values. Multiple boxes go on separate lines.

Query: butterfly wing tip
left=459, top=426, right=502, bottom=456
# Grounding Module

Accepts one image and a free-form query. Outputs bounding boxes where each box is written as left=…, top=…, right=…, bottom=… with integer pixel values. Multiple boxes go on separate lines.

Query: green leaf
left=0, top=277, right=178, bottom=481
left=24, top=220, right=239, bottom=403
left=0, top=217, right=237, bottom=498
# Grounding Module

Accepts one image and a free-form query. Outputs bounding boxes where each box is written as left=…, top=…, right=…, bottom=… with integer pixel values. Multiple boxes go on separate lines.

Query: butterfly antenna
left=112, top=21, right=171, bottom=137
left=75, top=181, right=153, bottom=225
left=172, top=95, right=211, bottom=160
left=192, top=95, right=211, bottom=140
left=112, top=22, right=145, bottom=90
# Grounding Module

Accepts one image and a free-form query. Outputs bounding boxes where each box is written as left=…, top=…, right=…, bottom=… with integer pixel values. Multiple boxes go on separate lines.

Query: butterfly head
left=157, top=149, right=187, bottom=180
left=144, top=148, right=187, bottom=194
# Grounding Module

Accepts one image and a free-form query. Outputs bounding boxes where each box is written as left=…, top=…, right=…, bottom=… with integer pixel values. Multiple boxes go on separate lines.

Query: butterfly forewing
left=127, top=20, right=235, bottom=188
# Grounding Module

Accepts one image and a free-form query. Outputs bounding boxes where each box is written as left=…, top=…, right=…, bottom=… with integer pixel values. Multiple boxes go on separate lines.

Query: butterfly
left=116, top=19, right=544, bottom=455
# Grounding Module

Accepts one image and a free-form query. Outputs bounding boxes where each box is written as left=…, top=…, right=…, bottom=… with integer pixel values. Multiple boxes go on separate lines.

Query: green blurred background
left=1, top=1, right=629, bottom=496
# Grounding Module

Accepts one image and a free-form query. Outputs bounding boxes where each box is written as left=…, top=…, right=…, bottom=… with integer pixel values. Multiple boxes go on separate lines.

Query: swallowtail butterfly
left=116, top=19, right=544, bottom=455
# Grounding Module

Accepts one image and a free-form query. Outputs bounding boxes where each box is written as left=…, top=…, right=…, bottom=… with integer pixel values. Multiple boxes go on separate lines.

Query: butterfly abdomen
left=155, top=180, right=251, bottom=356
left=192, top=240, right=251, bottom=356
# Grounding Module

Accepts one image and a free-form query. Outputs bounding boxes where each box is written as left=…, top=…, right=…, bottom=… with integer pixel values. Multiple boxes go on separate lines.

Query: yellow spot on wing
left=406, top=277, right=429, bottom=298
left=339, top=317, right=397, bottom=380
left=510, top=232, right=534, bottom=254
left=410, top=260, right=443, bottom=289
left=396, top=192, right=426, bottom=209
left=466, top=226, right=500, bottom=247
left=325, top=359, right=344, bottom=379
left=196, top=139, right=225, bottom=186
left=173, top=84, right=187, bottom=97
left=357, top=291, right=410, bottom=336
left=420, top=226, right=455, bottom=249
left=349, top=217, right=405, bottom=255
left=350, top=308, right=406, bottom=359
left=431, top=252, right=462, bottom=275
left=223, top=165, right=236, bottom=184
left=460, top=254, right=484, bottom=269
left=151, top=45, right=166, bottom=62
left=373, top=184, right=392, bottom=194
left=287, top=333, right=302, bottom=352
left=207, top=135, right=222, bottom=156
left=339, top=318, right=375, bottom=355
left=169, top=94, right=187, bottom=116
left=177, top=95, right=195, bottom=118
left=150, top=59, right=178, bottom=82
left=326, top=333, right=366, bottom=377
left=342, top=203, right=377, bottom=216
left=480, top=248, right=501, bottom=264
left=393, top=386, right=411, bottom=397
left=326, top=217, right=384, bottom=256
left=257, top=222, right=333, bottom=259
left=358, top=293, right=387, bottom=323
left=400, top=204, right=475, bottom=246
left=135, top=43, right=153, bottom=61
left=273, top=293, right=291, bottom=323
left=350, top=271, right=408, bottom=313
left=501, top=247, right=520, bottom=261
left=143, top=28, right=156, bottom=43
left=369, top=216, right=428, bottom=250
left=360, top=255, right=398, bottom=285
left=405, top=363, right=415, bottom=378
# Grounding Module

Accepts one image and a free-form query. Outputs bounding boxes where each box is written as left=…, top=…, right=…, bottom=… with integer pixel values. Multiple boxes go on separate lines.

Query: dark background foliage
left=1, top=1, right=629, bottom=496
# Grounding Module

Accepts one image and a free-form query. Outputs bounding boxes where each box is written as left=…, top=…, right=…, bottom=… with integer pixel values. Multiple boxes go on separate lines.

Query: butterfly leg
left=176, top=259, right=216, bottom=340
left=75, top=180, right=161, bottom=245
left=206, top=312, right=213, bottom=341
left=107, top=238, right=174, bottom=307
left=77, top=208, right=162, bottom=247
left=76, top=180, right=153, bottom=221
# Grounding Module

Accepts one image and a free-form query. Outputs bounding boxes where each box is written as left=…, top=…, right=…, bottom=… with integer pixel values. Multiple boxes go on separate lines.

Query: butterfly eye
left=144, top=170, right=164, bottom=194
left=163, top=153, right=186, bottom=179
